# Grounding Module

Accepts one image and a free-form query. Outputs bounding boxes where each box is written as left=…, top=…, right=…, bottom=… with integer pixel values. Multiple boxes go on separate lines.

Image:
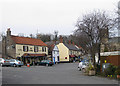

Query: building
left=100, top=51, right=120, bottom=70
left=2, top=28, right=48, bottom=65
left=108, top=37, right=120, bottom=51
left=52, top=45, right=59, bottom=64
left=52, top=36, right=82, bottom=63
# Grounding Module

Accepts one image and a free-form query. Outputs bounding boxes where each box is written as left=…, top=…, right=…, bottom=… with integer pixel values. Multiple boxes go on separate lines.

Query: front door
left=57, top=56, right=59, bottom=62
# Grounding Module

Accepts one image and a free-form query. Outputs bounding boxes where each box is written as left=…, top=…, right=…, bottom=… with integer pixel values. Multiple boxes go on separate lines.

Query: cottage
left=2, top=28, right=48, bottom=65
left=52, top=45, right=59, bottom=64
left=52, top=36, right=82, bottom=63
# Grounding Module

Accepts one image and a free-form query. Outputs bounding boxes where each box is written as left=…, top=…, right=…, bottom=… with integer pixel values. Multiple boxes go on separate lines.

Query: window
left=42, top=47, right=46, bottom=52
left=23, top=46, right=28, bottom=52
left=42, top=47, right=44, bottom=52
left=44, top=47, right=46, bottom=52
left=34, top=46, right=38, bottom=52
left=10, top=59, right=15, bottom=62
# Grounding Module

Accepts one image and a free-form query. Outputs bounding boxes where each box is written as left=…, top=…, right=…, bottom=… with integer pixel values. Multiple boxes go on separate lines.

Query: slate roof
left=11, top=35, right=47, bottom=46
left=64, top=43, right=79, bottom=51
left=45, top=41, right=59, bottom=51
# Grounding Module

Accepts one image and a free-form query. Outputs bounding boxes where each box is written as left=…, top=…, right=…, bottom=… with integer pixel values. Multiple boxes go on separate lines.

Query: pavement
left=1, top=62, right=119, bottom=84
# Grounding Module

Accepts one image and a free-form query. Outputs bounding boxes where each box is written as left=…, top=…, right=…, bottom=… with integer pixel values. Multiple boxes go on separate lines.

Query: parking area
left=2, top=62, right=119, bottom=84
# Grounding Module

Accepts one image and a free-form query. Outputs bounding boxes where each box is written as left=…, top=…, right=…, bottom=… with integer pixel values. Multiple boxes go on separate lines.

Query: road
left=2, top=62, right=119, bottom=84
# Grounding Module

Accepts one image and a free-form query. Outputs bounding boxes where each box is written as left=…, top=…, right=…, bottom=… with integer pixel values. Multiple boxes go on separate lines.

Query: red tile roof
left=11, top=35, right=47, bottom=46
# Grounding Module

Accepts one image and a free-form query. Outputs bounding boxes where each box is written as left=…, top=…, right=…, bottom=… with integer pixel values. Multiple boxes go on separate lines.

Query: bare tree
left=36, top=33, right=51, bottom=42
left=29, top=34, right=35, bottom=38
left=75, top=11, right=114, bottom=65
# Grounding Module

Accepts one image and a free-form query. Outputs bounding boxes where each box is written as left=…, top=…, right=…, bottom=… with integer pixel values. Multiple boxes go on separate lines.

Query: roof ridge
left=11, top=35, right=38, bottom=40
left=11, top=35, right=47, bottom=46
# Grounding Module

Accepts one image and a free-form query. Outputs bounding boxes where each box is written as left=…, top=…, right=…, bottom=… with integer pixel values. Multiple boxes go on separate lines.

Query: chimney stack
left=69, top=40, right=71, bottom=45
left=72, top=42, right=75, bottom=45
left=7, top=28, right=11, bottom=36
left=59, top=35, right=63, bottom=43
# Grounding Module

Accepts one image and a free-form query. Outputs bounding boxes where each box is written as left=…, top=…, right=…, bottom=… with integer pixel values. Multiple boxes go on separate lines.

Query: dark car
left=37, top=60, right=53, bottom=66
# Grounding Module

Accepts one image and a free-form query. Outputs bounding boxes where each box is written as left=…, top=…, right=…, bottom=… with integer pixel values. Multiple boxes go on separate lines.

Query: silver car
left=9, top=59, right=23, bottom=67
left=2, top=59, right=11, bottom=67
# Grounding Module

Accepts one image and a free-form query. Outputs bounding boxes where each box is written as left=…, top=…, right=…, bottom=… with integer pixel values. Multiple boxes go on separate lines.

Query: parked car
left=9, top=59, right=23, bottom=67
left=0, top=58, right=6, bottom=66
left=78, top=60, right=89, bottom=73
left=2, top=59, right=11, bottom=67
left=37, top=60, right=53, bottom=66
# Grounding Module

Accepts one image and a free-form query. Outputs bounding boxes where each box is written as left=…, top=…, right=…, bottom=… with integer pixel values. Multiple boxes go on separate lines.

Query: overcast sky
left=0, top=0, right=119, bottom=36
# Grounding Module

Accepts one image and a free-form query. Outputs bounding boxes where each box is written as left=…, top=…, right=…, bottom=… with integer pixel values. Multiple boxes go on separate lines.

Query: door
left=57, top=56, right=59, bottom=62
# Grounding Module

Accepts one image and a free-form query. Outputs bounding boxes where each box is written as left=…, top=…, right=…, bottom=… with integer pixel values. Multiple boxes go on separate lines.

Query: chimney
left=72, top=42, right=75, bottom=45
left=69, top=40, right=71, bottom=45
left=59, top=35, right=63, bottom=43
left=7, top=28, right=11, bottom=36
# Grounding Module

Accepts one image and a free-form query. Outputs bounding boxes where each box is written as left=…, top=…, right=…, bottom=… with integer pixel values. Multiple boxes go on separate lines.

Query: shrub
left=102, top=64, right=117, bottom=77
left=115, top=66, right=120, bottom=75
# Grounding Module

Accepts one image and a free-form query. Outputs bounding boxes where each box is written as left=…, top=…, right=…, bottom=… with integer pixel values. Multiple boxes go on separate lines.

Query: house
left=52, top=45, right=59, bottom=64
left=2, top=28, right=48, bottom=65
left=52, top=36, right=82, bottom=63
left=45, top=41, right=60, bottom=61
left=108, top=37, right=120, bottom=51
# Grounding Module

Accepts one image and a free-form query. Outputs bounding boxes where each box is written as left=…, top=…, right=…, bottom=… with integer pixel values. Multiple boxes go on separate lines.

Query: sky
left=0, top=0, right=119, bottom=36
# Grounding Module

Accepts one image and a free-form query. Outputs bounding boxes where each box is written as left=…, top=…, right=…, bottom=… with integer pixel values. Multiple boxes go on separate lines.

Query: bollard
left=27, top=63, right=30, bottom=67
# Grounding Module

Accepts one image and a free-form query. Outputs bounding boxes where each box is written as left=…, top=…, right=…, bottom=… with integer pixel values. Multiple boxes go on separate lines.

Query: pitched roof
left=45, top=41, right=59, bottom=51
left=64, top=43, right=79, bottom=51
left=11, top=35, right=47, bottom=46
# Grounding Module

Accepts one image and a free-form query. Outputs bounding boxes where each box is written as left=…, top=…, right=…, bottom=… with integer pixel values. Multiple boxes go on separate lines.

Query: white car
left=78, top=61, right=89, bottom=72
left=0, top=58, right=6, bottom=66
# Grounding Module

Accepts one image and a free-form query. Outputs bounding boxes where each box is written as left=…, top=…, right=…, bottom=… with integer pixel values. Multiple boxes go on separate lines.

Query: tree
left=75, top=11, right=114, bottom=65
left=36, top=33, right=51, bottom=42
left=29, top=34, right=35, bottom=38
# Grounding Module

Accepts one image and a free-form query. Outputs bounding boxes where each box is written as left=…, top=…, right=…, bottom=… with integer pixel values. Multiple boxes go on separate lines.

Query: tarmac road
left=2, top=62, right=119, bottom=84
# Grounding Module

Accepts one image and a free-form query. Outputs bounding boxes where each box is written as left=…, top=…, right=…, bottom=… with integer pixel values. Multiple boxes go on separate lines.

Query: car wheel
left=19, top=65, right=21, bottom=67
left=46, top=64, right=48, bottom=66
left=82, top=68, right=86, bottom=73
left=78, top=67, right=81, bottom=71
left=0, top=63, right=3, bottom=67
left=13, top=64, right=17, bottom=67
